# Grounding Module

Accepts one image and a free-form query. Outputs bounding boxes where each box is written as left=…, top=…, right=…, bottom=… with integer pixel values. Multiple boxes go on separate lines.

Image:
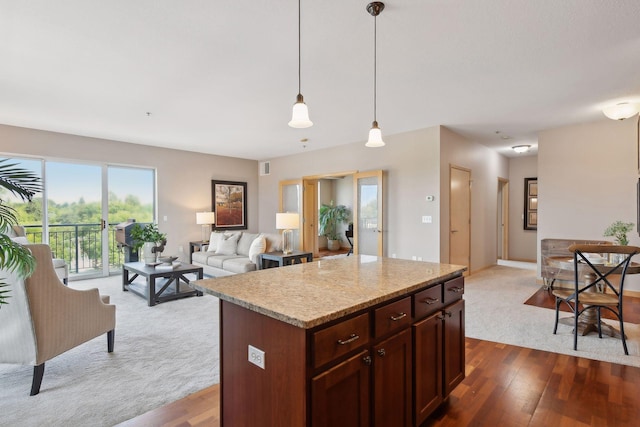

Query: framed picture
left=212, top=180, right=247, bottom=230
left=524, top=177, right=537, bottom=230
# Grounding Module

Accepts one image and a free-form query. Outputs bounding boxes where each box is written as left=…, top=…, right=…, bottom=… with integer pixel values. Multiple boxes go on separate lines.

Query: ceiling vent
left=259, top=161, right=270, bottom=176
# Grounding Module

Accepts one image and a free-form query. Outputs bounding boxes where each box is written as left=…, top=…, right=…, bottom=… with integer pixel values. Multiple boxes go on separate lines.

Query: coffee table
left=122, top=261, right=204, bottom=306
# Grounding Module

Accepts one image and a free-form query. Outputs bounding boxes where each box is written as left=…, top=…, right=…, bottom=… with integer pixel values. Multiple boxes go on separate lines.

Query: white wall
left=508, top=155, right=538, bottom=261
left=538, top=117, right=640, bottom=289
left=0, top=124, right=259, bottom=261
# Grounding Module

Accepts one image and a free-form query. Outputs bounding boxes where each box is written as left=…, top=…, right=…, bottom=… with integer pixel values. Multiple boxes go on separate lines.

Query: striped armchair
left=0, top=244, right=115, bottom=395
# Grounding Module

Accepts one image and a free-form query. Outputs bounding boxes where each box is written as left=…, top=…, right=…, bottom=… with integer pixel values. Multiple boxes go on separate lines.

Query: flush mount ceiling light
left=602, top=102, right=640, bottom=120
left=365, top=2, right=385, bottom=148
left=512, top=145, right=531, bottom=153
left=288, top=0, right=312, bottom=128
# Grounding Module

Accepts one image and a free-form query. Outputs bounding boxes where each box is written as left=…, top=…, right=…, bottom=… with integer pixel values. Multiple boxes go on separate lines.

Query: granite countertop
left=193, top=255, right=466, bottom=329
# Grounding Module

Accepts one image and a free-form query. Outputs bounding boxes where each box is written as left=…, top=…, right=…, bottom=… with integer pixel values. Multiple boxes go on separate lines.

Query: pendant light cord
left=298, top=0, right=302, bottom=95
left=373, top=13, right=377, bottom=122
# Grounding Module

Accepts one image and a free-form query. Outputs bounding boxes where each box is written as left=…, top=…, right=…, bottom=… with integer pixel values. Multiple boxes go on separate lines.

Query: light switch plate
left=422, top=216, right=432, bottom=223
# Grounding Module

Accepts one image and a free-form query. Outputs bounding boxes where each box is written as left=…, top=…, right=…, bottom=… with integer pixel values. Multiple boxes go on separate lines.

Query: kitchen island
left=194, top=255, right=467, bottom=427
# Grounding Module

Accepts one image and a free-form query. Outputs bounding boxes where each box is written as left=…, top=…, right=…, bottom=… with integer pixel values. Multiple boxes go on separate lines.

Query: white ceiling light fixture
left=602, top=102, right=640, bottom=120
left=512, top=145, right=531, bottom=153
left=288, top=0, right=312, bottom=129
left=365, top=2, right=385, bottom=148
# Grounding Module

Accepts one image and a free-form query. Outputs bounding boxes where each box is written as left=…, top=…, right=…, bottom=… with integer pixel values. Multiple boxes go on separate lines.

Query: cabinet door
left=444, top=299, right=465, bottom=396
left=373, top=329, right=412, bottom=427
left=311, top=350, right=371, bottom=427
left=413, top=312, right=443, bottom=426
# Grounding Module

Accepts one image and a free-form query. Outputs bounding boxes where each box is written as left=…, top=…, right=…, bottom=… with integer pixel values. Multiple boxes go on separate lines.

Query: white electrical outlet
left=412, top=256, right=417, bottom=261
left=391, top=253, right=396, bottom=258
left=248, top=345, right=265, bottom=369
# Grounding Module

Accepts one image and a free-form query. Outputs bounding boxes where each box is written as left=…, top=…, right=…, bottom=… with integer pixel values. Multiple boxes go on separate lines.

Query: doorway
left=497, top=178, right=509, bottom=260
left=449, top=165, right=471, bottom=269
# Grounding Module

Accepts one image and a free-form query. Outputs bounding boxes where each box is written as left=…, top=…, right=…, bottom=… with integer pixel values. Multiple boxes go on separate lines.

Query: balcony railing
left=23, top=223, right=126, bottom=276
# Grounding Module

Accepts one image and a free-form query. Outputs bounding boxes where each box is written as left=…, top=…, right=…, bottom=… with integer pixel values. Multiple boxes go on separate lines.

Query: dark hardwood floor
left=118, top=337, right=640, bottom=426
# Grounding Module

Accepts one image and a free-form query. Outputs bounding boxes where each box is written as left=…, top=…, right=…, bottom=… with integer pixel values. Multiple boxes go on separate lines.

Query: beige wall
left=538, top=117, right=640, bottom=289
left=261, top=125, right=509, bottom=272
left=439, top=127, right=510, bottom=271
left=508, top=155, right=538, bottom=261
left=0, top=124, right=259, bottom=261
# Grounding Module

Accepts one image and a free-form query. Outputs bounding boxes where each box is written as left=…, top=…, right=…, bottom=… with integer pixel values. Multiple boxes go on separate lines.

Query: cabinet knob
left=363, top=355, right=372, bottom=366
left=446, top=311, right=452, bottom=318
left=377, top=349, right=386, bottom=357
left=436, top=315, right=445, bottom=321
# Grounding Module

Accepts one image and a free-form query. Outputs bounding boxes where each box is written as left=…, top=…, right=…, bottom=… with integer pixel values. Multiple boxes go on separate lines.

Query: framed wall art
left=212, top=180, right=247, bottom=230
left=524, top=177, right=537, bottom=230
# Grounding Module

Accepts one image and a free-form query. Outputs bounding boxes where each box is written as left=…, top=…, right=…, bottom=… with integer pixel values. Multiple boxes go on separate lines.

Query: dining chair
left=552, top=244, right=640, bottom=355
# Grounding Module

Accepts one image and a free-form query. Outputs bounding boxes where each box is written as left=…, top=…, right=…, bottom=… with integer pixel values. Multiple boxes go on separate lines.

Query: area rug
left=464, top=265, right=640, bottom=368
left=0, top=275, right=220, bottom=427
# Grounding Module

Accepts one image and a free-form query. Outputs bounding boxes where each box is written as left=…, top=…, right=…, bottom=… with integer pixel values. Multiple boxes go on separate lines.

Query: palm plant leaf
left=0, top=202, right=18, bottom=231
left=0, top=158, right=42, bottom=201
left=0, top=235, right=36, bottom=275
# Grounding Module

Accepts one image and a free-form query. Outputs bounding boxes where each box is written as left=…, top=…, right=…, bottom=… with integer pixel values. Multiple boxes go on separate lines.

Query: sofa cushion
left=206, top=255, right=242, bottom=269
left=192, top=251, right=216, bottom=265
left=216, top=233, right=240, bottom=255
left=207, top=231, right=226, bottom=252
left=222, top=257, right=258, bottom=274
left=237, top=232, right=259, bottom=256
left=248, top=235, right=266, bottom=264
left=10, top=236, right=29, bottom=245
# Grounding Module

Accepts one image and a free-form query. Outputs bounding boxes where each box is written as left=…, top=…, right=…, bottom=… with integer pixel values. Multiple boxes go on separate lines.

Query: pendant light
left=365, top=2, right=385, bottom=147
left=288, top=0, right=312, bottom=128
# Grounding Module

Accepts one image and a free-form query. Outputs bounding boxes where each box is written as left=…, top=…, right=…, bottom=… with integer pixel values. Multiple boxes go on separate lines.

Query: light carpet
left=2, top=263, right=639, bottom=426
left=0, top=274, right=219, bottom=427
left=464, top=265, right=640, bottom=367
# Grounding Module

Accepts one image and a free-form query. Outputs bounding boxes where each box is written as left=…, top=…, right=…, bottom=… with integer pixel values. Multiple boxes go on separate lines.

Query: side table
left=259, top=251, right=313, bottom=269
left=189, top=241, right=209, bottom=264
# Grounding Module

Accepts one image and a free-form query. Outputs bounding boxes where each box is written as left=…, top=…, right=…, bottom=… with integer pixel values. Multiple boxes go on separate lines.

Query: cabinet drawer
left=443, top=276, right=464, bottom=304
left=413, top=284, right=444, bottom=319
left=313, top=313, right=370, bottom=368
left=374, top=297, right=412, bottom=338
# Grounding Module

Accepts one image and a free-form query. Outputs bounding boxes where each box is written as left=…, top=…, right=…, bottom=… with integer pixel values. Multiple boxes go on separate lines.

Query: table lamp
left=276, top=212, right=299, bottom=255
left=196, top=212, right=216, bottom=242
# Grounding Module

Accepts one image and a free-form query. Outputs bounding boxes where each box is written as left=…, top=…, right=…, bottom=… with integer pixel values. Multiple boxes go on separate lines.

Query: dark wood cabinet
left=312, top=350, right=371, bottom=427
left=413, top=312, right=443, bottom=426
left=373, top=328, right=412, bottom=427
left=443, top=299, right=465, bottom=395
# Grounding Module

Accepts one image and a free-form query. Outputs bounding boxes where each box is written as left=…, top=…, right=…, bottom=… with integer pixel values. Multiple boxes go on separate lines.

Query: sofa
left=191, top=231, right=282, bottom=277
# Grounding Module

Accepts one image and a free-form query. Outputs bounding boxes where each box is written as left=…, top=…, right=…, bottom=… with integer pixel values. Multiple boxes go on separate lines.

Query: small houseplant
left=318, top=201, right=351, bottom=251
left=603, top=220, right=635, bottom=245
left=130, top=223, right=167, bottom=264
left=0, top=159, right=42, bottom=307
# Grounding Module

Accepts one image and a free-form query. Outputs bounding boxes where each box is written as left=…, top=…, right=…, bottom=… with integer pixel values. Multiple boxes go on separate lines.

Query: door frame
left=497, top=178, right=509, bottom=260
left=448, top=165, right=471, bottom=271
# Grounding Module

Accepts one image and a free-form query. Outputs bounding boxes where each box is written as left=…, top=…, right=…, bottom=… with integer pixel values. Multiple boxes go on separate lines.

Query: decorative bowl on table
left=157, top=256, right=178, bottom=265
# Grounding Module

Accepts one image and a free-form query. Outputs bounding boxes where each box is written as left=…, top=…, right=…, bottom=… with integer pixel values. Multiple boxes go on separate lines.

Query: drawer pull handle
left=390, top=312, right=407, bottom=321
left=377, top=348, right=386, bottom=357
left=421, top=297, right=439, bottom=305
left=337, top=334, right=360, bottom=345
left=437, top=314, right=445, bottom=321
left=363, top=355, right=372, bottom=366
left=449, top=286, right=464, bottom=293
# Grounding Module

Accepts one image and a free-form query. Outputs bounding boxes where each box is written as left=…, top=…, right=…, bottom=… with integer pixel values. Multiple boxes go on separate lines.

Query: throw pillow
left=248, top=235, right=267, bottom=264
left=216, top=233, right=240, bottom=255
left=207, top=231, right=225, bottom=252
left=10, top=236, right=29, bottom=245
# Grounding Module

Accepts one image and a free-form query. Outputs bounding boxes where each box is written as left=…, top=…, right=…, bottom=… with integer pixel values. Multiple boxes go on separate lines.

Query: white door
left=449, top=166, right=471, bottom=269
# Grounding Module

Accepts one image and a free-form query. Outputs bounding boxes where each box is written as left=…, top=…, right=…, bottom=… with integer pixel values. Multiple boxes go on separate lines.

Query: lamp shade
left=196, top=212, right=216, bottom=225
left=288, top=95, right=313, bottom=128
left=603, top=102, right=640, bottom=120
left=276, top=212, right=300, bottom=230
left=365, top=121, right=385, bottom=148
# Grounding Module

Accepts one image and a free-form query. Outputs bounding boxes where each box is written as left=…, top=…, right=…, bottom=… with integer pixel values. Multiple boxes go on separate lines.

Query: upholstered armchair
left=7, top=225, right=69, bottom=284
left=0, top=244, right=115, bottom=395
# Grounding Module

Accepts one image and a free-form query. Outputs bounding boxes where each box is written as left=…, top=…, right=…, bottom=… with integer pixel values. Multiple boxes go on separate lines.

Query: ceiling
left=1, top=0, right=640, bottom=160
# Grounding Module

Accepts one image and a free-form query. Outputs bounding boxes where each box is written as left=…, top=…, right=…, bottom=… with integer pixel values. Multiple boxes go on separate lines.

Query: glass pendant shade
left=288, top=94, right=313, bottom=128
left=365, top=121, right=385, bottom=147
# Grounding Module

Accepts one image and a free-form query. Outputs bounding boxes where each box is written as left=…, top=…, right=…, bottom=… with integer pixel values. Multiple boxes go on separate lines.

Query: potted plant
left=130, top=223, right=167, bottom=264
left=318, top=201, right=351, bottom=251
left=603, top=220, right=635, bottom=245
left=0, top=159, right=42, bottom=307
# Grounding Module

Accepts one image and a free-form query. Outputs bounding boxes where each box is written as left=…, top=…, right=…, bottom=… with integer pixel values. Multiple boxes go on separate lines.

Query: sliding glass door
left=2, top=155, right=155, bottom=280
